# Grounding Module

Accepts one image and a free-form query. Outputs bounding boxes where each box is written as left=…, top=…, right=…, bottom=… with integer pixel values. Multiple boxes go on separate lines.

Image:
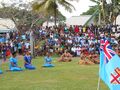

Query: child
left=9, top=52, right=22, bottom=71
left=24, top=51, right=36, bottom=70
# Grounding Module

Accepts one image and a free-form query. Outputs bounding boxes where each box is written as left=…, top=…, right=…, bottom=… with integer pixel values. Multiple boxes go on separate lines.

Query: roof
left=65, top=15, right=94, bottom=26
left=0, top=18, right=17, bottom=33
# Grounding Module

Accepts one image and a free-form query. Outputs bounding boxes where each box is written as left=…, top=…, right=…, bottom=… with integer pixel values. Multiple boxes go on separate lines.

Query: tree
left=109, top=0, right=120, bottom=25
left=32, top=0, right=77, bottom=26
left=82, top=0, right=101, bottom=25
left=0, top=2, right=43, bottom=31
left=82, top=0, right=120, bottom=26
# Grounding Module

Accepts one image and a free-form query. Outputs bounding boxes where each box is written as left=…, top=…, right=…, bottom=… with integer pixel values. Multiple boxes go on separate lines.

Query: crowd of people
left=37, top=24, right=120, bottom=57
left=0, top=24, right=120, bottom=73
left=0, top=24, right=120, bottom=62
left=0, top=31, right=31, bottom=61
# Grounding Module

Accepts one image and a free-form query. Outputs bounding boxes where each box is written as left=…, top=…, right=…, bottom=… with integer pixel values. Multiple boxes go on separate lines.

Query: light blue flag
left=99, top=50, right=110, bottom=87
left=99, top=38, right=120, bottom=90
left=105, top=55, right=120, bottom=90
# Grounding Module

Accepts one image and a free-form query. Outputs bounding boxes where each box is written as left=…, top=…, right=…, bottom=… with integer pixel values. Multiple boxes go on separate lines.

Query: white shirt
left=25, top=42, right=30, bottom=49
left=71, top=47, right=76, bottom=52
left=68, top=39, right=72, bottom=44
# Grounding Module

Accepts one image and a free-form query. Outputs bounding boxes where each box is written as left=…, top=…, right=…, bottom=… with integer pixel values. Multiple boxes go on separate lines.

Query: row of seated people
left=9, top=51, right=35, bottom=71
left=0, top=50, right=99, bottom=73
left=80, top=50, right=99, bottom=64
left=7, top=52, right=54, bottom=72
left=58, top=49, right=99, bottom=64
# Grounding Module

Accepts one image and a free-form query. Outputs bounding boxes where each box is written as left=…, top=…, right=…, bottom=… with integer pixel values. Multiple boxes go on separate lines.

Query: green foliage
left=32, top=0, right=75, bottom=14
left=0, top=57, right=109, bottom=90
left=82, top=0, right=120, bottom=25
left=0, top=6, right=41, bottom=30
left=82, top=6, right=98, bottom=15
left=32, top=0, right=77, bottom=25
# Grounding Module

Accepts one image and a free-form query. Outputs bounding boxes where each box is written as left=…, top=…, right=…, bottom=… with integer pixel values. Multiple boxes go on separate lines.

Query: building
left=65, top=15, right=94, bottom=26
left=116, top=15, right=120, bottom=25
left=0, top=18, right=17, bottom=33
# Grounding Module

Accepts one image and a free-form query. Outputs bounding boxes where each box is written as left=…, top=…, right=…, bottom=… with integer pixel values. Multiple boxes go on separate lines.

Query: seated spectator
left=58, top=50, right=72, bottom=62
left=9, top=52, right=22, bottom=71
left=71, top=46, right=76, bottom=57
left=24, top=51, right=36, bottom=70
left=76, top=46, right=81, bottom=56
left=42, top=53, right=54, bottom=67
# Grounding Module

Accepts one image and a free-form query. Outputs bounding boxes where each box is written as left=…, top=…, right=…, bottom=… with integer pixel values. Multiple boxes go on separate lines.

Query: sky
left=0, top=0, right=95, bottom=18
left=59, top=0, right=95, bottom=18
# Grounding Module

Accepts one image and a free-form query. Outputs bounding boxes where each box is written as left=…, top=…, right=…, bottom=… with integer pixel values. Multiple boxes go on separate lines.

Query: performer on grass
left=9, top=52, right=22, bottom=71
left=24, top=51, right=36, bottom=70
left=43, top=53, right=54, bottom=67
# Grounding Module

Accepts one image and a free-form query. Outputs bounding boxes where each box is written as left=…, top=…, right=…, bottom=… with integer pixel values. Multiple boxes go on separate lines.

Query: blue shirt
left=9, top=57, right=18, bottom=69
left=44, top=56, right=52, bottom=63
left=22, top=35, right=26, bottom=40
left=18, top=43, right=22, bottom=49
left=24, top=55, right=32, bottom=65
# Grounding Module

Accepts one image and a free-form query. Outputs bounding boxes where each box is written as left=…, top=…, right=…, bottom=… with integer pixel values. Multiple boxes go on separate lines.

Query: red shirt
left=74, top=26, right=79, bottom=33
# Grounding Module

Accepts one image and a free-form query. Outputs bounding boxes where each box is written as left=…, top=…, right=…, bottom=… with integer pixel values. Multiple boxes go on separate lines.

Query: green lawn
left=0, top=57, right=109, bottom=90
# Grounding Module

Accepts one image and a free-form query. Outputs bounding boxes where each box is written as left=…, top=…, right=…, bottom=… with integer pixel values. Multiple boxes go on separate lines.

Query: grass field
left=0, top=57, right=109, bottom=90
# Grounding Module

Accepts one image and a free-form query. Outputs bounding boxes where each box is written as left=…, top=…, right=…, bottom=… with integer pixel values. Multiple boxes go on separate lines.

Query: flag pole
left=97, top=55, right=101, bottom=90
left=97, top=76, right=101, bottom=90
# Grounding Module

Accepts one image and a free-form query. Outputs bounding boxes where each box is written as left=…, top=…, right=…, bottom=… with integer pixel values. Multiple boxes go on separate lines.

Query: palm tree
left=109, top=0, right=120, bottom=25
left=84, top=0, right=120, bottom=26
left=83, top=0, right=102, bottom=26
left=32, top=0, right=77, bottom=26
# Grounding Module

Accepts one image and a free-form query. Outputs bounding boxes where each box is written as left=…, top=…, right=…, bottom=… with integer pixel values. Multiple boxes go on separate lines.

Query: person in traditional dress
left=58, top=50, right=72, bottom=62
left=9, top=52, right=22, bottom=71
left=43, top=53, right=54, bottom=67
left=24, top=51, right=35, bottom=70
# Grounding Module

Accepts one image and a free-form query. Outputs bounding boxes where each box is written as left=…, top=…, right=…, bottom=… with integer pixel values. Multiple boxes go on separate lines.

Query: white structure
left=43, top=21, right=59, bottom=27
left=65, top=15, right=94, bottom=26
left=0, top=18, right=17, bottom=33
left=116, top=15, right=120, bottom=25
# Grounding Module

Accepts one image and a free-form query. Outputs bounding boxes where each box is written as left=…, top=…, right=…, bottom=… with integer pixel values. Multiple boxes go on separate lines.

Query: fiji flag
left=99, top=38, right=120, bottom=90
